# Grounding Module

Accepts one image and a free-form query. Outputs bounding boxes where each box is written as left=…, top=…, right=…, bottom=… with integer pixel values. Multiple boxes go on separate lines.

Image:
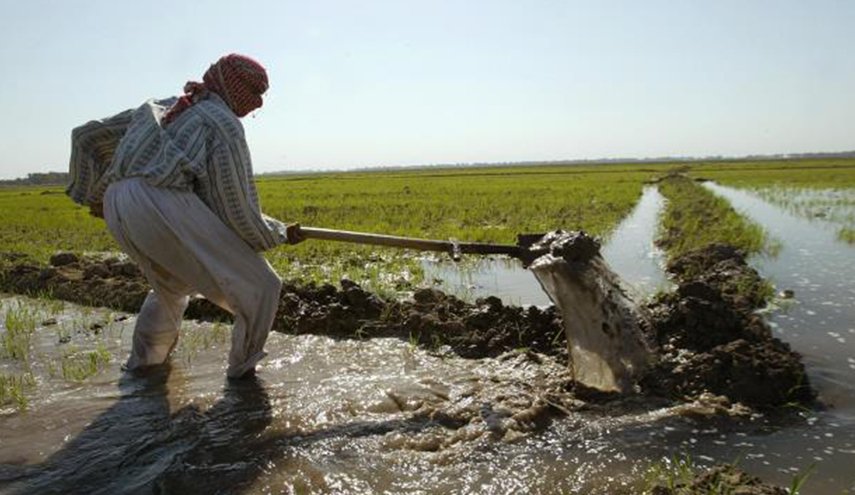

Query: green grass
left=258, top=165, right=653, bottom=286
left=176, top=320, right=228, bottom=366
left=642, top=454, right=812, bottom=495
left=748, top=187, right=854, bottom=243
left=54, top=341, right=111, bottom=382
left=0, top=189, right=116, bottom=260
left=686, top=158, right=855, bottom=188
left=838, top=227, right=855, bottom=244
left=685, top=159, right=855, bottom=248
left=657, top=175, right=772, bottom=261
left=1, top=159, right=851, bottom=291
left=643, top=454, right=700, bottom=494
left=0, top=372, right=35, bottom=411
left=2, top=301, right=39, bottom=362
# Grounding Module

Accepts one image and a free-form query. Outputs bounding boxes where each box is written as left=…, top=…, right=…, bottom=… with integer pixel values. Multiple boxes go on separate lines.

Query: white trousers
left=103, top=178, right=282, bottom=377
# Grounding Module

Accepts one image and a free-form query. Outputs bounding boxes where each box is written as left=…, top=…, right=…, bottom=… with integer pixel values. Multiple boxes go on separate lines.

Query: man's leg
left=104, top=180, right=194, bottom=371
left=125, top=290, right=189, bottom=369
left=103, top=178, right=282, bottom=378
left=206, top=259, right=282, bottom=378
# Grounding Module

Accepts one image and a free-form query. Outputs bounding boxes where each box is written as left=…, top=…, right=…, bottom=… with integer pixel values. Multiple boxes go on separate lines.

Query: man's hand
left=285, top=223, right=305, bottom=245
left=89, top=202, right=104, bottom=219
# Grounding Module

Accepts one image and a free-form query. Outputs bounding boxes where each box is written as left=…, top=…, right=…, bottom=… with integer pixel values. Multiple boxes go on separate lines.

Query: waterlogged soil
left=640, top=243, right=815, bottom=410
left=0, top=251, right=566, bottom=360
left=0, top=247, right=814, bottom=412
left=650, top=464, right=789, bottom=495
left=0, top=245, right=816, bottom=493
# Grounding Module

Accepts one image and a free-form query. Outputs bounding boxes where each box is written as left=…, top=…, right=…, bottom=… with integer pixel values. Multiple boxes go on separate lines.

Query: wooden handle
left=297, top=226, right=522, bottom=259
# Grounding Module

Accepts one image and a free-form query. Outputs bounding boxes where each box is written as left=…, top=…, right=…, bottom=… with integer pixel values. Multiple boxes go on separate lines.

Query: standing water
left=0, top=296, right=734, bottom=494
left=702, top=182, right=855, bottom=492
left=600, top=186, right=670, bottom=297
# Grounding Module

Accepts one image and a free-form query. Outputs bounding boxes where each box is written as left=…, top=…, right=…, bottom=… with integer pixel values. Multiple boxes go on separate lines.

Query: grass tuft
left=0, top=372, right=36, bottom=411
left=58, top=341, right=111, bottom=382
left=2, top=302, right=39, bottom=361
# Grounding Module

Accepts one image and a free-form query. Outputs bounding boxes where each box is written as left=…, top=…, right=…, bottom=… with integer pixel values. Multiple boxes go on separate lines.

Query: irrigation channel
left=0, top=183, right=853, bottom=493
left=422, top=186, right=670, bottom=306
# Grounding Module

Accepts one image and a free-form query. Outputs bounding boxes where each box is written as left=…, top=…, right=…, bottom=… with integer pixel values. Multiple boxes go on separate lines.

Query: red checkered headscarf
left=163, top=53, right=269, bottom=125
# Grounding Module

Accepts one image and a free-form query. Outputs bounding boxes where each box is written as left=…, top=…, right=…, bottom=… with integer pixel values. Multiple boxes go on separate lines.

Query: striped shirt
left=67, top=94, right=289, bottom=251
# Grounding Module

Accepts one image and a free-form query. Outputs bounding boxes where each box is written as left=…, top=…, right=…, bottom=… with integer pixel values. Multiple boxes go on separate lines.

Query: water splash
left=528, top=231, right=651, bottom=393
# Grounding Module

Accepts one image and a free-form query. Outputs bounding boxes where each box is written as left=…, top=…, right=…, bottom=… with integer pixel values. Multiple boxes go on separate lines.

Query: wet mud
left=0, top=243, right=820, bottom=493
left=0, top=243, right=815, bottom=414
left=1, top=251, right=567, bottom=360
left=640, top=244, right=816, bottom=411
left=650, top=464, right=789, bottom=495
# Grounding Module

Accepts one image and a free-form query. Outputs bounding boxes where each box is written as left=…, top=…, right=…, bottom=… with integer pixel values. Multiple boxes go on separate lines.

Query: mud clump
left=641, top=243, right=815, bottom=410
left=1, top=253, right=150, bottom=312
left=650, top=464, right=788, bottom=495
left=271, top=282, right=565, bottom=359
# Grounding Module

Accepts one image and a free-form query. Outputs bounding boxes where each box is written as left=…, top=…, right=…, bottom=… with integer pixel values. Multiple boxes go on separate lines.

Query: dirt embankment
left=0, top=244, right=815, bottom=412
left=639, top=243, right=815, bottom=411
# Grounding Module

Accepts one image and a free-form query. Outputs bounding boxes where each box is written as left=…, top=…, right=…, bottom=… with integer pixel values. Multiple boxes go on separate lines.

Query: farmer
left=67, top=54, right=300, bottom=378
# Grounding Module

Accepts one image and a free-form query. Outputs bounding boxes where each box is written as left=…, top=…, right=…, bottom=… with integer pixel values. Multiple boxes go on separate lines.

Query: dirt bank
left=640, top=243, right=816, bottom=411
left=0, top=251, right=566, bottom=360
left=0, top=244, right=815, bottom=412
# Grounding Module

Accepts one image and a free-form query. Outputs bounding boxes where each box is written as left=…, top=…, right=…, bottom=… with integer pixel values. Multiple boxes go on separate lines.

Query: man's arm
left=196, top=126, right=298, bottom=251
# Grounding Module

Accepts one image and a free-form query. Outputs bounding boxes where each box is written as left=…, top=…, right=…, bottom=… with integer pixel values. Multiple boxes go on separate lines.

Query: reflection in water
left=601, top=186, right=669, bottom=297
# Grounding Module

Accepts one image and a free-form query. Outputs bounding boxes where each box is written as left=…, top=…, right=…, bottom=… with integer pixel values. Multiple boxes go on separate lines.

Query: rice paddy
left=1, top=158, right=854, bottom=492
left=686, top=158, right=855, bottom=246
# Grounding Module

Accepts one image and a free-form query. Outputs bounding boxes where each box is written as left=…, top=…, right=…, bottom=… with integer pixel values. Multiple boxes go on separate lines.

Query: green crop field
left=2, top=159, right=853, bottom=291
left=685, top=158, right=855, bottom=244
left=685, top=158, right=855, bottom=188
left=657, top=174, right=771, bottom=260
left=1, top=164, right=661, bottom=290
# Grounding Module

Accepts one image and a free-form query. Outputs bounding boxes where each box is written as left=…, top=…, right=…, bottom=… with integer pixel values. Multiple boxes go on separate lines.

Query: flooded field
left=2, top=175, right=855, bottom=493
left=0, top=294, right=820, bottom=494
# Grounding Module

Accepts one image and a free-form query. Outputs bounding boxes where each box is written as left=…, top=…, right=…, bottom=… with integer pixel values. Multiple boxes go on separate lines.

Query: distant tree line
left=0, top=172, right=69, bottom=187
left=259, top=150, right=855, bottom=177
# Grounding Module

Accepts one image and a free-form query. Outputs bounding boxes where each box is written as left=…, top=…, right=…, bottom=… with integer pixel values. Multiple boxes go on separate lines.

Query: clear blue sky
left=0, top=0, right=853, bottom=179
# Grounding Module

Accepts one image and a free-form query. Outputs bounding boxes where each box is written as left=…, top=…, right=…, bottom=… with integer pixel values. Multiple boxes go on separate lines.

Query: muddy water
left=0, top=295, right=799, bottom=494
left=421, top=187, right=668, bottom=305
